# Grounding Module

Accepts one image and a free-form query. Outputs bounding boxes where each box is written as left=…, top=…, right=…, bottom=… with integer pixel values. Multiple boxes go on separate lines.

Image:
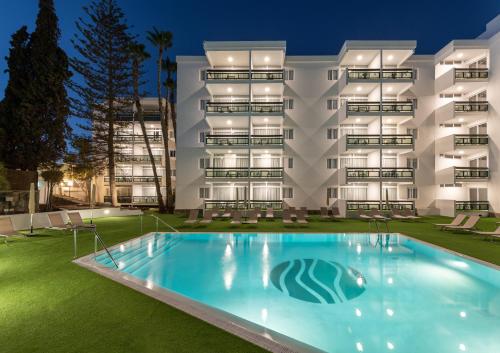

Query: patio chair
left=68, top=212, right=96, bottom=229
left=434, top=214, right=467, bottom=229
left=210, top=208, right=222, bottom=218
left=390, top=209, right=410, bottom=220
left=282, top=209, right=294, bottom=224
left=265, top=208, right=274, bottom=220
left=320, top=207, right=330, bottom=219
left=357, top=209, right=373, bottom=220
left=221, top=208, right=232, bottom=218
left=184, top=209, right=199, bottom=224
left=244, top=210, right=258, bottom=224
left=369, top=209, right=390, bottom=221
left=200, top=211, right=213, bottom=224
left=471, top=225, right=500, bottom=238
left=254, top=207, right=262, bottom=218
left=444, top=215, right=480, bottom=231
left=0, top=217, right=24, bottom=244
left=401, top=209, right=421, bottom=220
left=296, top=210, right=308, bottom=224
left=47, top=213, right=72, bottom=231
left=289, top=206, right=297, bottom=218
left=300, top=207, right=309, bottom=218
left=230, top=210, right=241, bottom=224
left=331, top=207, right=342, bottom=219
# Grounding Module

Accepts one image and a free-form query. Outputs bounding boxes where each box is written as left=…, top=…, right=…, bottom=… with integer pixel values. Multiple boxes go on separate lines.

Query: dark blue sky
left=0, top=0, right=499, bottom=130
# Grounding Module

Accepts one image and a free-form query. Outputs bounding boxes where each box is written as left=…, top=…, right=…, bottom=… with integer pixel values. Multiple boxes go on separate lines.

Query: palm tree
left=147, top=27, right=174, bottom=213
left=163, top=57, right=177, bottom=140
left=128, top=43, right=166, bottom=213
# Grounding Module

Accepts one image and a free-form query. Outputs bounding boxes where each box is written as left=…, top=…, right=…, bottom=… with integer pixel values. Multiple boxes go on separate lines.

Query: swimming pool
left=79, top=233, right=500, bottom=353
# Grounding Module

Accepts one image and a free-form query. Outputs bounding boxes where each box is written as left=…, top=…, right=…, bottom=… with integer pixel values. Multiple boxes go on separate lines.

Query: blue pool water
left=95, top=233, right=500, bottom=353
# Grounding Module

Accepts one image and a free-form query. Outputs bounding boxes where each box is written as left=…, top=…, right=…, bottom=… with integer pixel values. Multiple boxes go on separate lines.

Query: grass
left=1, top=213, right=499, bottom=353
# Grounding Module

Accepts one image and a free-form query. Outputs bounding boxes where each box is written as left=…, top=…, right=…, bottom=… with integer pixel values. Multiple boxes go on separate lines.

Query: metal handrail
left=150, top=214, right=179, bottom=233
left=94, top=230, right=119, bottom=268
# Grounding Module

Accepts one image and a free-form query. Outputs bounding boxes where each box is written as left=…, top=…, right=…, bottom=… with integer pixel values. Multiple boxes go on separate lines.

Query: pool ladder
left=150, top=214, right=179, bottom=233
left=94, top=230, right=119, bottom=268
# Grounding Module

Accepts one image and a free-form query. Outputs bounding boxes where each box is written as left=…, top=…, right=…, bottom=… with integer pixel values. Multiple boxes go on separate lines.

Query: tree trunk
left=107, top=108, right=117, bottom=206
left=163, top=90, right=174, bottom=213
left=170, top=89, right=177, bottom=141
left=132, top=59, right=166, bottom=213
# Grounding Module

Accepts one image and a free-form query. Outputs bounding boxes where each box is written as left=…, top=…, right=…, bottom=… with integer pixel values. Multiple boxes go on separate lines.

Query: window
left=407, top=187, right=418, bottom=199
left=169, top=150, right=176, bottom=157
left=406, top=128, right=418, bottom=139
left=199, top=99, right=209, bottom=111
left=284, top=128, right=294, bottom=140
left=327, top=158, right=338, bottom=169
left=199, top=157, right=210, bottom=169
left=284, top=69, right=294, bottom=80
left=287, top=157, right=294, bottom=169
left=406, top=158, right=418, bottom=169
left=283, top=187, right=293, bottom=198
left=327, top=69, right=338, bottom=81
left=327, top=128, right=338, bottom=140
left=327, top=99, right=338, bottom=110
left=199, top=187, right=210, bottom=199
left=327, top=187, right=338, bottom=199
left=199, top=131, right=207, bottom=143
left=284, top=99, right=294, bottom=110
left=171, top=169, right=176, bottom=177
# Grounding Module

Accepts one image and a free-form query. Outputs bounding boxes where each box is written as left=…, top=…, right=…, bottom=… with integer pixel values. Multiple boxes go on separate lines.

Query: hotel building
left=175, top=15, right=500, bottom=216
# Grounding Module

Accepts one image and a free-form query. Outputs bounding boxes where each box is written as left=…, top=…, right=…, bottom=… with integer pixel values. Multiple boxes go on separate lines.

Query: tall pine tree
left=70, top=0, right=134, bottom=206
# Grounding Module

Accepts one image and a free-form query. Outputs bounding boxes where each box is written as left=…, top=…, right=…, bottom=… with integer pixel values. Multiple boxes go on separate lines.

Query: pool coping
left=74, top=231, right=499, bottom=353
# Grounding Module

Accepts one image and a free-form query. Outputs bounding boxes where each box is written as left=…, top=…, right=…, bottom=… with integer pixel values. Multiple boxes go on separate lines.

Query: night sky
left=0, top=0, right=499, bottom=131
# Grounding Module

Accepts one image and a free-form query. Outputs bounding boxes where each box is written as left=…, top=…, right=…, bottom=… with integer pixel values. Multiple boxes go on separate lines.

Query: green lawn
left=1, top=213, right=499, bottom=353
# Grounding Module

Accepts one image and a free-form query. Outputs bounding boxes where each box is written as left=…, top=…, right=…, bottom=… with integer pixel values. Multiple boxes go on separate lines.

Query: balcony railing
left=205, top=167, right=283, bottom=179
left=103, top=195, right=158, bottom=204
left=454, top=134, right=488, bottom=146
left=346, top=168, right=414, bottom=180
left=251, top=102, right=283, bottom=113
left=205, top=135, right=249, bottom=146
left=346, top=200, right=415, bottom=211
left=346, top=134, right=414, bottom=148
left=454, top=167, right=489, bottom=180
left=347, top=101, right=414, bottom=114
left=347, top=68, right=414, bottom=81
left=205, top=69, right=284, bottom=81
left=204, top=200, right=283, bottom=210
left=455, top=201, right=489, bottom=211
left=104, top=176, right=162, bottom=183
left=454, top=101, right=488, bottom=113
left=454, top=68, right=488, bottom=80
left=205, top=102, right=250, bottom=113
left=115, top=155, right=162, bottom=163
left=104, top=196, right=132, bottom=203
left=114, top=134, right=162, bottom=143
left=251, top=135, right=284, bottom=145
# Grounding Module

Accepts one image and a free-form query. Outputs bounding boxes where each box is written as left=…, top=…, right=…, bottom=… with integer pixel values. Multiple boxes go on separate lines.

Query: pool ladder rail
left=150, top=214, right=180, bottom=233
left=93, top=230, right=119, bottom=269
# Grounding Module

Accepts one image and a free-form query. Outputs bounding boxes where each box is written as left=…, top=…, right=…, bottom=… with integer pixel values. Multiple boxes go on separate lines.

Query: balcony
left=346, top=168, right=414, bottom=182
left=454, top=134, right=488, bottom=146
left=115, top=155, right=162, bottom=163
left=104, top=176, right=162, bottom=183
left=114, top=134, right=162, bottom=144
left=205, top=135, right=249, bottom=146
left=454, top=68, right=488, bottom=80
left=205, top=167, right=283, bottom=179
left=250, top=135, right=283, bottom=146
left=436, top=101, right=489, bottom=124
left=104, top=196, right=158, bottom=204
left=204, top=200, right=283, bottom=210
left=454, top=101, right=489, bottom=113
left=455, top=201, right=489, bottom=212
left=347, top=101, right=414, bottom=115
left=346, top=200, right=415, bottom=211
left=346, top=68, right=415, bottom=81
left=454, top=167, right=489, bottom=181
left=205, top=102, right=283, bottom=115
left=346, top=134, right=414, bottom=149
left=204, top=69, right=283, bottom=81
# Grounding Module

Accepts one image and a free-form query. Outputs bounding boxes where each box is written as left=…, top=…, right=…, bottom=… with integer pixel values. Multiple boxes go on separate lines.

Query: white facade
left=176, top=15, right=500, bottom=216
left=97, top=98, right=176, bottom=206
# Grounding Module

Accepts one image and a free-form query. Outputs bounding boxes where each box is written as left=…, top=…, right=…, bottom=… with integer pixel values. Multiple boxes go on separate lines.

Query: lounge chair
left=282, top=209, right=294, bottom=224
left=390, top=209, right=410, bottom=220
left=47, top=213, right=72, bottom=230
left=200, top=211, right=213, bottom=224
left=434, top=214, right=466, bottom=229
left=221, top=208, right=232, bottom=218
left=244, top=210, right=258, bottom=224
left=0, top=217, right=24, bottom=244
left=401, top=209, right=421, bottom=220
left=300, top=207, right=309, bottom=218
left=444, top=215, right=480, bottom=231
left=68, top=212, right=96, bottom=229
left=369, top=209, right=390, bottom=221
left=265, top=208, right=274, bottom=220
left=289, top=206, right=297, bottom=218
left=296, top=210, right=308, bottom=224
left=184, top=209, right=199, bottom=224
left=210, top=208, right=222, bottom=218
left=320, top=207, right=330, bottom=219
left=471, top=225, right=500, bottom=238
left=254, top=207, right=262, bottom=218
left=357, top=209, right=373, bottom=220
left=331, top=207, right=342, bottom=219
left=230, top=210, right=241, bottom=224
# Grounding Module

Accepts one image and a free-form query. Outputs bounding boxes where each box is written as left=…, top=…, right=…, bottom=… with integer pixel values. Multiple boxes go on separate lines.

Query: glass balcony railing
left=347, top=101, right=414, bottom=114
left=104, top=176, right=161, bottom=183
left=204, top=200, right=283, bottom=210
left=346, top=168, right=414, bottom=180
left=454, top=167, right=489, bottom=180
left=346, top=200, right=415, bottom=211
left=454, top=68, right=488, bottom=80
left=455, top=201, right=489, bottom=211
left=251, top=135, right=284, bottom=145
left=205, top=135, right=249, bottom=146
left=454, top=101, right=488, bottom=113
left=205, top=69, right=284, bottom=81
left=205, top=167, right=283, bottom=179
left=347, top=68, right=414, bottom=81
left=346, top=134, right=414, bottom=148
left=115, top=155, right=162, bottom=163
left=114, top=134, right=162, bottom=143
left=454, top=134, right=488, bottom=146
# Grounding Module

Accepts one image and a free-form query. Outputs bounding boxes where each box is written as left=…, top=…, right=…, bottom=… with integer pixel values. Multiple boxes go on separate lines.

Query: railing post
left=73, top=228, right=78, bottom=259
